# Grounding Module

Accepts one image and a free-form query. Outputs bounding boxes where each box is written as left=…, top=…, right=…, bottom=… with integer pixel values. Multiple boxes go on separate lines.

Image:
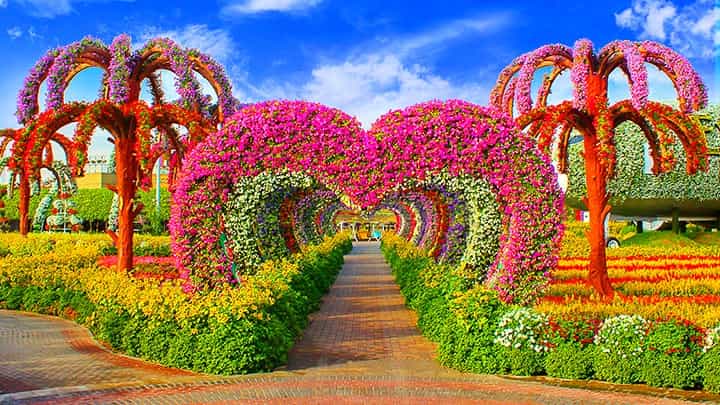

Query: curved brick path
left=0, top=242, right=715, bottom=404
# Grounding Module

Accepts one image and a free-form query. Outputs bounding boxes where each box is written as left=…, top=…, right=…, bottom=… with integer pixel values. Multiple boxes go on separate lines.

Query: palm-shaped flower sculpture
left=2, top=128, right=73, bottom=235
left=10, top=34, right=232, bottom=270
left=490, top=39, right=708, bottom=297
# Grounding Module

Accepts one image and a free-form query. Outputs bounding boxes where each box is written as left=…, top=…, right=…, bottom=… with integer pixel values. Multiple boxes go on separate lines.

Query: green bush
left=593, top=315, right=648, bottom=384
left=546, top=343, right=595, bottom=379
left=641, top=319, right=703, bottom=388
left=702, top=347, right=720, bottom=393
left=502, top=347, right=546, bottom=376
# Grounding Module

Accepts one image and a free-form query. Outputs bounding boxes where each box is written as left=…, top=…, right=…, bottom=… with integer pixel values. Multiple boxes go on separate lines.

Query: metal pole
left=155, top=156, right=161, bottom=211
left=61, top=181, right=66, bottom=233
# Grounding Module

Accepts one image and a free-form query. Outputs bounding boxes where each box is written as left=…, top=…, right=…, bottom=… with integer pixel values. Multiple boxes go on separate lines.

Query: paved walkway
left=286, top=242, right=437, bottom=370
left=0, top=242, right=715, bottom=404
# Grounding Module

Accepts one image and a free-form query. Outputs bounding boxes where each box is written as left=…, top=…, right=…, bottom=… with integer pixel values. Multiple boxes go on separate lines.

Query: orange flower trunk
left=18, top=176, right=30, bottom=236
left=582, top=133, right=614, bottom=298
left=115, top=137, right=138, bottom=272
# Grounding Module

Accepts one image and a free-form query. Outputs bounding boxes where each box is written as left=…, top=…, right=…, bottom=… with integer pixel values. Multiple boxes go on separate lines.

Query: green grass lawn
left=620, top=231, right=702, bottom=248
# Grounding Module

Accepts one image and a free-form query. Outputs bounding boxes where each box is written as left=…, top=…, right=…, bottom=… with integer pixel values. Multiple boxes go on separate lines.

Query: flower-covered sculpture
left=13, top=34, right=231, bottom=270
left=490, top=39, right=708, bottom=298
left=16, top=35, right=238, bottom=126
left=171, top=99, right=564, bottom=303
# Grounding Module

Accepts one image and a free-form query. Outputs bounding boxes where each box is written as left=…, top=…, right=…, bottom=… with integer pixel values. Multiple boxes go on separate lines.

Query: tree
left=490, top=39, right=708, bottom=298
left=12, top=34, right=235, bottom=270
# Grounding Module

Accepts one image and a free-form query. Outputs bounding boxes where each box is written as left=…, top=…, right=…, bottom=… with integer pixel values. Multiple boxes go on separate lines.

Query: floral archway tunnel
left=171, top=99, right=565, bottom=303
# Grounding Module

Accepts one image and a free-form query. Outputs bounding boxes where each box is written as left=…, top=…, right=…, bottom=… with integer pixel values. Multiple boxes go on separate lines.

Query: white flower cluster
left=225, top=171, right=315, bottom=268
left=107, top=193, right=119, bottom=231
left=32, top=187, right=56, bottom=231
left=704, top=324, right=720, bottom=352
left=594, top=314, right=647, bottom=358
left=413, top=171, right=502, bottom=273
left=494, top=307, right=550, bottom=353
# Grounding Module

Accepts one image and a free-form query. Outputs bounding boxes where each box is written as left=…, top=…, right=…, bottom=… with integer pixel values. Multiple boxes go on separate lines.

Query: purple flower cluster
left=492, top=38, right=707, bottom=116
left=514, top=44, right=573, bottom=115
left=108, top=34, right=132, bottom=103
left=16, top=50, right=58, bottom=124
left=15, top=34, right=237, bottom=126
left=45, top=37, right=108, bottom=112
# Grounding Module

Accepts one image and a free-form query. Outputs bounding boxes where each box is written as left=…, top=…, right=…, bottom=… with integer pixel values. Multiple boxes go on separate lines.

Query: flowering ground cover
left=383, top=231, right=720, bottom=392
left=0, top=231, right=351, bottom=374
left=539, top=222, right=720, bottom=327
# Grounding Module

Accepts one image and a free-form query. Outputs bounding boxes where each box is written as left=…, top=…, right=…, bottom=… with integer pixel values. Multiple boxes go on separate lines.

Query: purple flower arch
left=370, top=100, right=565, bottom=302
left=171, top=99, right=564, bottom=303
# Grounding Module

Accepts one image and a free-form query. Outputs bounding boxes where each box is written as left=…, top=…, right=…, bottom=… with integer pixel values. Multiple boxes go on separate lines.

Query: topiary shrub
left=546, top=343, right=595, bottom=379
left=545, top=317, right=600, bottom=379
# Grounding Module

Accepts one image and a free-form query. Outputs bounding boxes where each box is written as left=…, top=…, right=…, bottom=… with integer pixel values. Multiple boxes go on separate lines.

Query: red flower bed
left=98, top=256, right=178, bottom=280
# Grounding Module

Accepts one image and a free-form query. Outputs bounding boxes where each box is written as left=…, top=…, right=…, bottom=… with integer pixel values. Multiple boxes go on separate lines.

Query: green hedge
left=382, top=239, right=720, bottom=393
left=2, top=188, right=171, bottom=223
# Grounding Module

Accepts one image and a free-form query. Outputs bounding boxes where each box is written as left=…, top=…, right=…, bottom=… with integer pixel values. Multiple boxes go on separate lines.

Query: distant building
left=75, top=154, right=117, bottom=189
left=74, top=153, right=170, bottom=189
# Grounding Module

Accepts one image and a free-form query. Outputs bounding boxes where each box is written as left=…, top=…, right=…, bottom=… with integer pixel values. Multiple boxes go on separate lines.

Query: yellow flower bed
left=0, top=232, right=349, bottom=328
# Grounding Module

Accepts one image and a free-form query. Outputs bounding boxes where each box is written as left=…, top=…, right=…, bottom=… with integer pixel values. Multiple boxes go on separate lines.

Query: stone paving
left=0, top=242, right=717, bottom=404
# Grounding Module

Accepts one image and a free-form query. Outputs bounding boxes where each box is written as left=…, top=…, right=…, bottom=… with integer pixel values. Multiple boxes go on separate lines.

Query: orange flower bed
left=537, top=253, right=720, bottom=327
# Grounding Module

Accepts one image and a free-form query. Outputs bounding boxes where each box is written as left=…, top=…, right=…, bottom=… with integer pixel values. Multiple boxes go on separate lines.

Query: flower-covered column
left=112, top=135, right=142, bottom=271
left=18, top=175, right=30, bottom=235
left=491, top=39, right=708, bottom=298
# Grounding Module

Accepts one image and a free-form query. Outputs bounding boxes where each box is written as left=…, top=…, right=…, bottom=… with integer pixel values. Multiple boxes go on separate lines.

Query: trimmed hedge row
left=2, top=188, right=171, bottom=223
left=0, top=234, right=351, bottom=374
left=381, top=234, right=720, bottom=393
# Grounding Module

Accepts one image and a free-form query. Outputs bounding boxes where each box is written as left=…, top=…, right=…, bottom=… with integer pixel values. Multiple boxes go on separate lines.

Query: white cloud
left=27, top=25, right=39, bottom=40
left=615, top=0, right=719, bottom=58
left=6, top=26, right=21, bottom=39
left=298, top=54, right=488, bottom=127
left=13, top=0, right=73, bottom=17
left=389, top=15, right=510, bottom=58
left=228, top=14, right=507, bottom=127
left=139, top=24, right=235, bottom=63
left=616, top=0, right=676, bottom=39
left=0, top=0, right=7, bottom=7
left=615, top=8, right=638, bottom=27
left=221, top=0, right=321, bottom=15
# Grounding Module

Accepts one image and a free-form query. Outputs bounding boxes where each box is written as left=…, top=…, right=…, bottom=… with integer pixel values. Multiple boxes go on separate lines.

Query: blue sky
left=0, top=0, right=717, bottom=157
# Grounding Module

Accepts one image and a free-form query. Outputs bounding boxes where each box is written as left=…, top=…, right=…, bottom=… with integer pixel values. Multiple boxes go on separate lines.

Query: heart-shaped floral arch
left=170, top=99, right=564, bottom=303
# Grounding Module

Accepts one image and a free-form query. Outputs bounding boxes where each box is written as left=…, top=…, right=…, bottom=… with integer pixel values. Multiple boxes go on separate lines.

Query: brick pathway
left=0, top=242, right=716, bottom=404
left=286, top=242, right=437, bottom=369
